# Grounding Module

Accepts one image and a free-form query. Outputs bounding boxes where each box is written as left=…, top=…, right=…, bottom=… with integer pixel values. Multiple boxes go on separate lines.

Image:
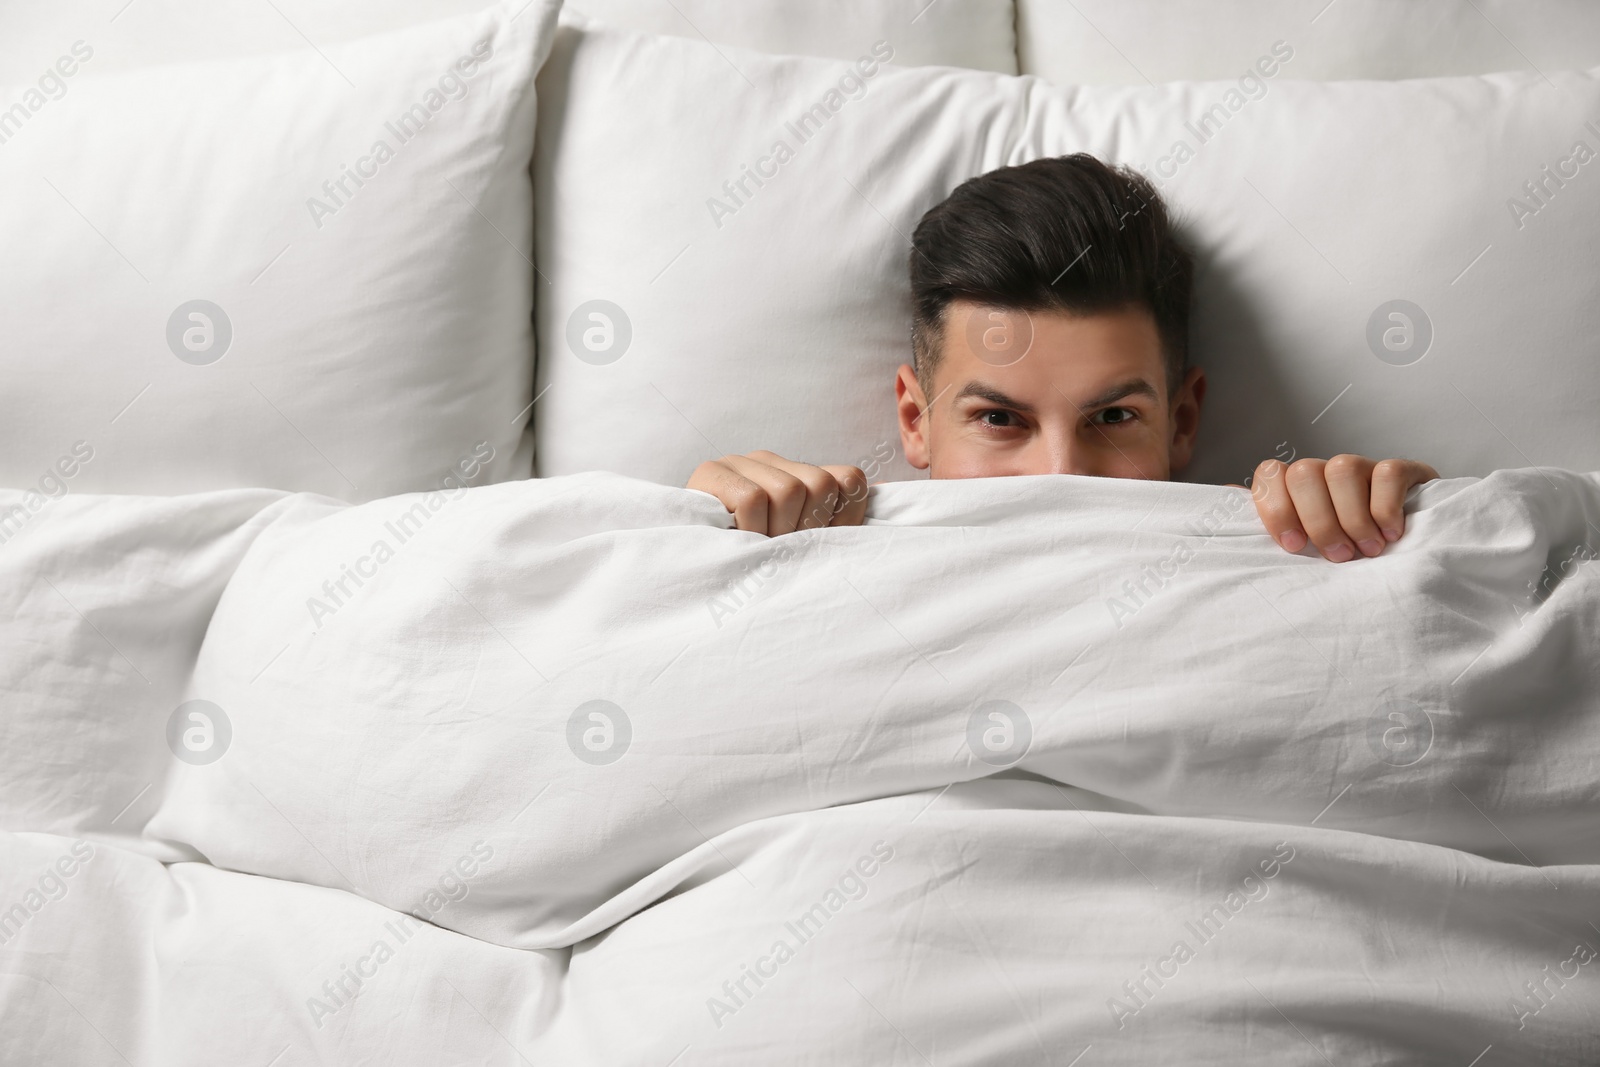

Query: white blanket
left=3, top=469, right=1598, bottom=1064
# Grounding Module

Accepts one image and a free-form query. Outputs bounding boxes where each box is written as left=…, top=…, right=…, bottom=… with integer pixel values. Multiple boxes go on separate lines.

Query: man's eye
left=1095, top=407, right=1137, bottom=426
left=979, top=409, right=1019, bottom=429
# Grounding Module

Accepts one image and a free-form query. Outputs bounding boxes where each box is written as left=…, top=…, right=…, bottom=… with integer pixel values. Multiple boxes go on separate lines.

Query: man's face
left=895, top=300, right=1206, bottom=481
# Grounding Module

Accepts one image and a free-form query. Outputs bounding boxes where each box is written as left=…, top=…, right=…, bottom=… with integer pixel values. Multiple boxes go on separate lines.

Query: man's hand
left=1250, top=454, right=1438, bottom=562
left=688, top=450, right=869, bottom=536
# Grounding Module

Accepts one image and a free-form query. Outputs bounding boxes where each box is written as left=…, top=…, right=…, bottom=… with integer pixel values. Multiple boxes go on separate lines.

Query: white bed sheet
left=5, top=783, right=1598, bottom=1064
left=3, top=466, right=1598, bottom=1061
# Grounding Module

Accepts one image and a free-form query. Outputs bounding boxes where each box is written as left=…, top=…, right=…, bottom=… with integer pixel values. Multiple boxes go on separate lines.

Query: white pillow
left=0, top=0, right=560, bottom=501
left=569, top=0, right=1017, bottom=72
left=0, top=1, right=510, bottom=76
left=532, top=23, right=1600, bottom=486
left=1016, top=0, right=1600, bottom=85
left=0, top=0, right=1014, bottom=79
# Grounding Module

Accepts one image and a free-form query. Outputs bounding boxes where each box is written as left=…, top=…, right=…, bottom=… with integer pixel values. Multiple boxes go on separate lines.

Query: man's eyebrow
left=954, top=378, right=1160, bottom=414
left=1076, top=379, right=1160, bottom=409
left=953, top=381, right=1036, bottom=414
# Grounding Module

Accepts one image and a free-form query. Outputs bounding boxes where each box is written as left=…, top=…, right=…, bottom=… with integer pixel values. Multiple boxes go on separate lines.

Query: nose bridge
left=1039, top=419, right=1088, bottom=476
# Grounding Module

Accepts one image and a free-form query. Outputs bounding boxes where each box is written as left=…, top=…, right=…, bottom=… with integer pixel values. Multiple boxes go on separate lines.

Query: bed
left=2, top=2, right=1597, bottom=1063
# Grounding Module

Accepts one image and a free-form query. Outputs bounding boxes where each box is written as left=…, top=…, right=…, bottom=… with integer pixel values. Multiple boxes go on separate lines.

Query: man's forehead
left=938, top=303, right=1162, bottom=361
left=934, top=305, right=1167, bottom=400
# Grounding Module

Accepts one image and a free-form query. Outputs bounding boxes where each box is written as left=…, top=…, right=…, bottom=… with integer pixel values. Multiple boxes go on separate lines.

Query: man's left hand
left=1250, top=454, right=1439, bottom=562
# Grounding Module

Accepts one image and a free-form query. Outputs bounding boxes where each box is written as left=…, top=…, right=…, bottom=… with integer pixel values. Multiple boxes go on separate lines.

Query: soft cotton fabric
left=0, top=0, right=560, bottom=500
left=3, top=466, right=1598, bottom=1062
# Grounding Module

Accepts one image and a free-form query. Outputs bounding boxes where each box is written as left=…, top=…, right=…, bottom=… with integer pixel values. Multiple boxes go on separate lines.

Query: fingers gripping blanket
left=3, top=469, right=1599, bottom=1063
left=122, top=469, right=1600, bottom=940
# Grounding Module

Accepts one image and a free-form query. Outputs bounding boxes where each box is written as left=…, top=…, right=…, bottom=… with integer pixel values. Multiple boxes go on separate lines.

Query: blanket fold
left=63, top=467, right=1594, bottom=947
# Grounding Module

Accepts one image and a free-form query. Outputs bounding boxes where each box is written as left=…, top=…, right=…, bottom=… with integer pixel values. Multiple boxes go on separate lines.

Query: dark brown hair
left=908, top=153, right=1193, bottom=398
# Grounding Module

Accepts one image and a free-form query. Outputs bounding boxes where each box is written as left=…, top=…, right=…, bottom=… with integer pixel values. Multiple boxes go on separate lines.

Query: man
left=687, top=154, right=1437, bottom=563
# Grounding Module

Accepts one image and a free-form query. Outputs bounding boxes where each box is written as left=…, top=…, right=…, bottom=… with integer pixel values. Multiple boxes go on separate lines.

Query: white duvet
left=3, top=468, right=1598, bottom=1065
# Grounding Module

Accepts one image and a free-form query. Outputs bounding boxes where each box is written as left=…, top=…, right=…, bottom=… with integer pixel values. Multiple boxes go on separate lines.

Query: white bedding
left=7, top=795, right=1598, bottom=1064
left=0, top=1, right=559, bottom=500
left=1014, top=0, right=1600, bottom=85
left=3, top=467, right=1598, bottom=1063
left=531, top=22, right=1600, bottom=490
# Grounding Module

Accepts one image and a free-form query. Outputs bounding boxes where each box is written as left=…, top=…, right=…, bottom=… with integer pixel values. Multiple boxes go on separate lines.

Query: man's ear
left=895, top=364, right=932, bottom=471
left=1167, top=366, right=1206, bottom=475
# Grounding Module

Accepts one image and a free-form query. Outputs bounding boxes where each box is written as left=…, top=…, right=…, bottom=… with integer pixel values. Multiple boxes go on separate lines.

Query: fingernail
left=1358, top=538, right=1383, bottom=557
left=1382, top=527, right=1401, bottom=542
left=1326, top=543, right=1354, bottom=563
left=1279, top=530, right=1306, bottom=552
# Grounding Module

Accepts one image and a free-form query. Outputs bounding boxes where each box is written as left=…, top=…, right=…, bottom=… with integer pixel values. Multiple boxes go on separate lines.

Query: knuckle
left=1251, top=461, right=1285, bottom=500
left=726, top=480, right=764, bottom=510
left=798, top=468, right=834, bottom=497
left=1285, top=459, right=1324, bottom=487
left=1255, top=458, right=1285, bottom=478
left=768, top=474, right=805, bottom=509
left=1373, top=458, right=1407, bottom=480
left=1325, top=453, right=1365, bottom=478
left=835, top=466, right=867, bottom=499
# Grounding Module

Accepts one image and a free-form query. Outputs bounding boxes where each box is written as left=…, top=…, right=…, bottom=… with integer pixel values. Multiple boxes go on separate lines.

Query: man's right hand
left=687, top=450, right=869, bottom=536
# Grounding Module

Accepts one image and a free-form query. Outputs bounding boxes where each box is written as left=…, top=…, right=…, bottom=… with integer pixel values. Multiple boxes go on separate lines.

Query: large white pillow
left=0, top=1, right=510, bottom=75
left=533, top=23, right=1600, bottom=486
left=0, top=0, right=1013, bottom=77
left=1016, top=0, right=1600, bottom=85
left=570, top=0, right=1017, bottom=72
left=0, top=0, right=560, bottom=500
